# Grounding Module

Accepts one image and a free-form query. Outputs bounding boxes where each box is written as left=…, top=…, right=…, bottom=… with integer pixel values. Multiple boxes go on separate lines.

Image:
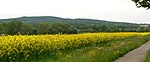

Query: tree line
left=0, top=20, right=150, bottom=35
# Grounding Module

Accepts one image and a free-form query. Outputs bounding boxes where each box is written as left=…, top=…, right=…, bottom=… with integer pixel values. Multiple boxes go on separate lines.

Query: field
left=0, top=32, right=150, bottom=62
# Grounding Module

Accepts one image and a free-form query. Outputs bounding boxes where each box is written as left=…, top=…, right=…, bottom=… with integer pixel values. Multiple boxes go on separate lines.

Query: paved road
left=115, top=41, right=150, bottom=62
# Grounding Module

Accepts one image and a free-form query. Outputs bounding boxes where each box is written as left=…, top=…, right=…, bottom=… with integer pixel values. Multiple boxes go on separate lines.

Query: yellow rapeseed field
left=0, top=32, right=149, bottom=61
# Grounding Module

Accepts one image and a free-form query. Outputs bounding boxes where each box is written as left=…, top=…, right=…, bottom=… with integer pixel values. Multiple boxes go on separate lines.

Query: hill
left=0, top=16, right=138, bottom=25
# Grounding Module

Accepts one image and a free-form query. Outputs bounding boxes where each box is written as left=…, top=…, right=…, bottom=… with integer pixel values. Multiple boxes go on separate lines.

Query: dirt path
left=115, top=41, right=150, bottom=62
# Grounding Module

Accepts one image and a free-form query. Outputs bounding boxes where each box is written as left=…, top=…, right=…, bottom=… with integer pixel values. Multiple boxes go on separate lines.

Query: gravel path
left=115, top=41, right=150, bottom=62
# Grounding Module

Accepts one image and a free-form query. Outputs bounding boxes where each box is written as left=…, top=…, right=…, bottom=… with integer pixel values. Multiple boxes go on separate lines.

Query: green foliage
left=8, top=20, right=23, bottom=35
left=37, top=22, right=50, bottom=34
left=132, top=0, right=150, bottom=9
left=20, top=23, right=34, bottom=35
left=144, top=51, right=150, bottom=62
left=50, top=22, right=77, bottom=34
left=0, top=16, right=150, bottom=35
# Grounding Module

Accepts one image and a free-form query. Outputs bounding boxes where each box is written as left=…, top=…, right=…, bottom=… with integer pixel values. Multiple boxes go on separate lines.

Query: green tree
left=8, top=20, right=23, bottom=35
left=37, top=22, right=49, bottom=34
left=0, top=23, right=4, bottom=34
left=20, top=23, right=34, bottom=35
left=50, top=22, right=77, bottom=34
left=132, top=0, right=150, bottom=9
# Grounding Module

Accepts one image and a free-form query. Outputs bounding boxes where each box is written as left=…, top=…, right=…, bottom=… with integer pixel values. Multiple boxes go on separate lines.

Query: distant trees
left=132, top=0, right=150, bottom=9
left=50, top=22, right=77, bottom=34
left=8, top=20, right=23, bottom=35
left=0, top=23, right=5, bottom=34
left=37, top=22, right=50, bottom=34
left=20, top=23, right=34, bottom=35
left=0, top=20, right=149, bottom=35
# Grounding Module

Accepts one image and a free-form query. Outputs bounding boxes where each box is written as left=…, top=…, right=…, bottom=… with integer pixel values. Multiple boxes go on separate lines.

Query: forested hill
left=0, top=16, right=149, bottom=35
left=0, top=16, right=137, bottom=25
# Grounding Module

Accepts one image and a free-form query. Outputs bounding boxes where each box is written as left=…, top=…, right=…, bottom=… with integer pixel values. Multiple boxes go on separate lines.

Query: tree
left=20, top=23, right=34, bottom=35
left=8, top=20, right=23, bottom=35
left=0, top=23, right=4, bottom=34
left=132, top=0, right=150, bottom=9
left=50, top=22, right=77, bottom=34
left=37, top=22, right=49, bottom=34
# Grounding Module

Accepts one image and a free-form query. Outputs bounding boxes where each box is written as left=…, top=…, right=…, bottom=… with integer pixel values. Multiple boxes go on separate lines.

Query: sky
left=0, top=0, right=149, bottom=24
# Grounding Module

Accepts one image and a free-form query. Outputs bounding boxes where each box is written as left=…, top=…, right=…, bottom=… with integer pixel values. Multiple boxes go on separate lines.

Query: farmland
left=0, top=32, right=150, bottom=62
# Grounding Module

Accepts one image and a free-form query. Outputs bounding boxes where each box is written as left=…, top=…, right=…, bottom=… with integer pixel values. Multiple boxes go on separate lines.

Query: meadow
left=0, top=32, right=150, bottom=62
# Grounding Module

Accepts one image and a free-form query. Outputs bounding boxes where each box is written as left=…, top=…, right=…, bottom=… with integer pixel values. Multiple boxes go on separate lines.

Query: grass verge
left=144, top=51, right=150, bottom=62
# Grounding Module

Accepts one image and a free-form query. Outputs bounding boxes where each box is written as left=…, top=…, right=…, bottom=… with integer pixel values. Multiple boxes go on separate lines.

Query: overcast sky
left=0, top=0, right=149, bottom=24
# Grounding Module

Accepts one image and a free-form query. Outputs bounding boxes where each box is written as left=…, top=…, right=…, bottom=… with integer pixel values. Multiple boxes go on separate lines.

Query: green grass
left=30, top=35, right=150, bottom=62
left=144, top=51, right=150, bottom=62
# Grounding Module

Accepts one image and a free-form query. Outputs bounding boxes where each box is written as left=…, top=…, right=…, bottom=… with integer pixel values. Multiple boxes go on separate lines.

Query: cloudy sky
left=0, top=0, right=149, bottom=24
